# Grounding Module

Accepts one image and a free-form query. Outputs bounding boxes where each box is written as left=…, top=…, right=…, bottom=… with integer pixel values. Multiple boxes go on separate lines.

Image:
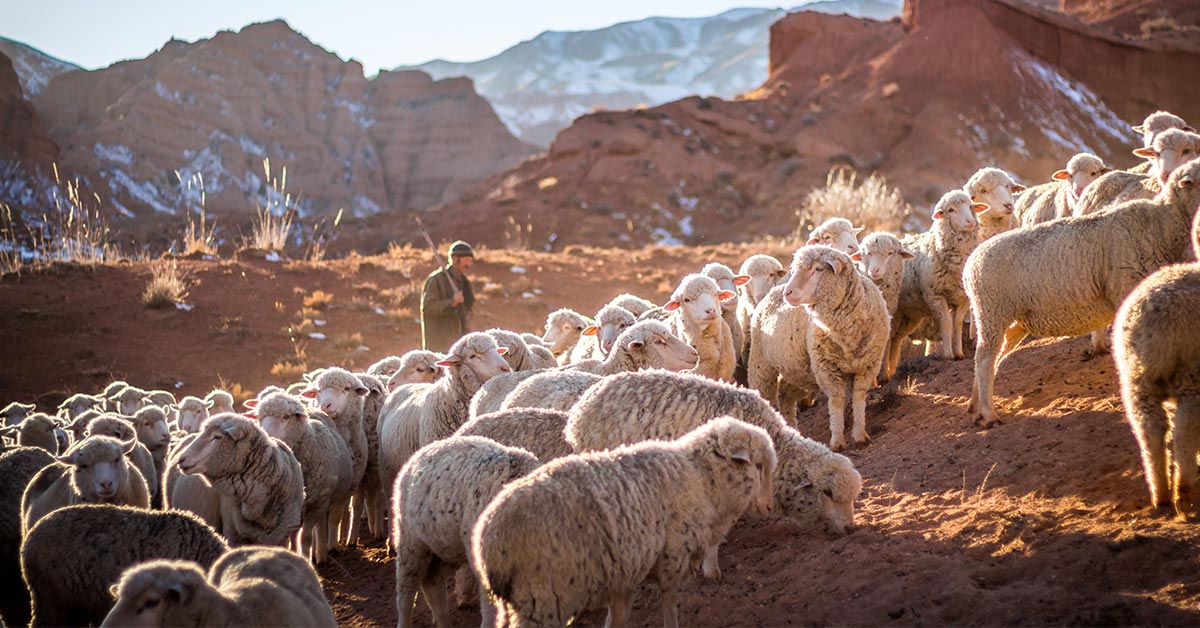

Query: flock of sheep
left=1, top=109, right=1199, bottom=627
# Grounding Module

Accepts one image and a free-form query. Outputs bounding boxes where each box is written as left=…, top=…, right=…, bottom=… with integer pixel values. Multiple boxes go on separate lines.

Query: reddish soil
left=2, top=244, right=1199, bottom=626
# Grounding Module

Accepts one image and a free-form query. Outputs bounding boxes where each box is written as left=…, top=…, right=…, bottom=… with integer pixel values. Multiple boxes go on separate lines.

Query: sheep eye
left=140, top=597, right=160, bottom=612
left=77, top=463, right=89, bottom=470
left=979, top=187, right=988, bottom=194
left=823, top=488, right=834, bottom=498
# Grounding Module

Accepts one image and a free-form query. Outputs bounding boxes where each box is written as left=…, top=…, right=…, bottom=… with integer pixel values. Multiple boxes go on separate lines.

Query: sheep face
left=966, top=168, right=1024, bottom=217
left=665, top=275, right=734, bottom=325
left=115, top=392, right=149, bottom=417
left=542, top=310, right=587, bottom=354
left=702, top=263, right=751, bottom=314
left=256, top=394, right=308, bottom=441
left=176, top=414, right=257, bottom=477
left=59, top=395, right=102, bottom=420
left=1, top=402, right=35, bottom=426
left=1133, top=129, right=1200, bottom=185
left=103, top=562, right=207, bottom=628
left=308, top=373, right=369, bottom=419
left=388, top=353, right=443, bottom=390
left=1134, top=111, right=1193, bottom=149
left=204, top=391, right=235, bottom=416
left=88, top=416, right=137, bottom=442
left=853, top=233, right=913, bottom=281
left=60, top=435, right=137, bottom=501
left=134, top=407, right=172, bottom=451
left=739, top=256, right=787, bottom=305
left=623, top=322, right=699, bottom=371
left=67, top=410, right=100, bottom=442
left=437, top=337, right=512, bottom=383
left=367, top=356, right=404, bottom=379
left=782, top=246, right=854, bottom=308
left=933, top=191, right=986, bottom=233
left=594, top=305, right=636, bottom=356
left=175, top=398, right=209, bottom=434
left=807, top=218, right=861, bottom=256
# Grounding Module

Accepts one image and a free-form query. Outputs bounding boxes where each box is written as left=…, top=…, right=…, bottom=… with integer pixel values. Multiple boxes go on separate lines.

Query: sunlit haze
left=0, top=0, right=785, bottom=75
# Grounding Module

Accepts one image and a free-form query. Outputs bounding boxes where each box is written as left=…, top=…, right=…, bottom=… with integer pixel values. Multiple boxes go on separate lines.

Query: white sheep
left=501, top=371, right=603, bottom=413
left=852, top=232, right=914, bottom=319
left=367, top=355, right=404, bottom=380
left=21, top=435, right=150, bottom=534
left=966, top=160, right=1200, bottom=427
left=1114, top=261, right=1200, bottom=520
left=98, top=380, right=130, bottom=411
left=377, top=332, right=513, bottom=521
left=736, top=254, right=787, bottom=381
left=664, top=273, right=738, bottom=381
left=175, top=413, right=305, bottom=547
left=541, top=308, right=593, bottom=364
left=1, top=402, right=35, bottom=427
left=56, top=394, right=104, bottom=422
left=964, top=167, right=1026, bottom=240
left=394, top=436, right=540, bottom=628
left=111, top=385, right=151, bottom=417
left=85, top=414, right=159, bottom=502
left=101, top=546, right=336, bottom=627
left=1013, top=153, right=1110, bottom=227
left=454, top=409, right=576, bottom=462
left=569, top=303, right=637, bottom=362
left=131, top=405, right=172, bottom=489
left=567, top=370, right=863, bottom=535
left=254, top=392, right=350, bottom=564
left=806, top=217, right=862, bottom=255
left=1134, top=110, right=1193, bottom=150
left=385, top=349, right=445, bottom=391
left=22, top=504, right=228, bottom=627
left=301, top=367, right=369, bottom=546
left=204, top=389, right=235, bottom=416
left=474, top=417, right=775, bottom=628
left=486, top=328, right=556, bottom=370
left=885, top=191, right=987, bottom=378
left=0, top=446, right=54, bottom=627
left=172, top=396, right=209, bottom=434
left=2, top=413, right=61, bottom=454
left=700, top=262, right=751, bottom=368
left=607, top=293, right=657, bottom=317
left=1074, top=129, right=1200, bottom=216
left=163, top=432, right=223, bottom=531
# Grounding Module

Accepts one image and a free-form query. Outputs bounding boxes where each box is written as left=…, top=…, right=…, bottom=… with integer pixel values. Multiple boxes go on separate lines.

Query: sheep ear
left=849, top=251, right=862, bottom=261
left=121, top=437, right=137, bottom=454
left=299, top=388, right=318, bottom=400
left=662, top=300, right=681, bottom=312
left=732, top=274, right=751, bottom=286
left=1132, top=124, right=1145, bottom=133
left=1179, top=175, right=1195, bottom=189
left=900, top=249, right=915, bottom=259
left=1101, top=166, right=1112, bottom=174
left=824, top=258, right=847, bottom=275
left=1186, top=125, right=1197, bottom=133
left=805, top=237, right=820, bottom=246
left=243, top=399, right=259, bottom=409
left=495, top=347, right=509, bottom=356
left=1052, top=170, right=1069, bottom=181
left=931, top=209, right=944, bottom=220
left=56, top=449, right=77, bottom=465
left=626, top=339, right=645, bottom=351
left=971, top=203, right=989, bottom=213
left=852, top=225, right=866, bottom=234
left=204, top=399, right=216, bottom=409
left=1010, top=184, right=1026, bottom=194
left=165, top=581, right=189, bottom=605
left=717, top=290, right=737, bottom=302
left=354, top=385, right=369, bottom=397
left=581, top=326, right=599, bottom=337
left=1132, top=147, right=1157, bottom=158
left=729, top=449, right=752, bottom=464
left=435, top=357, right=460, bottom=368
left=108, top=584, right=120, bottom=599
left=222, top=421, right=249, bottom=441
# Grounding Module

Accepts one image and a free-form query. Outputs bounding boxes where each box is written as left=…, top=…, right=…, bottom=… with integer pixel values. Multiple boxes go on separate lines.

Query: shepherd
left=420, top=239, right=476, bottom=352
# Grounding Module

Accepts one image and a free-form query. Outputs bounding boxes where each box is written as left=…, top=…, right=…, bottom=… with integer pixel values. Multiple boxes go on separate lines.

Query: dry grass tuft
left=797, top=168, right=913, bottom=237
left=142, top=261, right=188, bottom=308
left=303, top=290, right=333, bottom=310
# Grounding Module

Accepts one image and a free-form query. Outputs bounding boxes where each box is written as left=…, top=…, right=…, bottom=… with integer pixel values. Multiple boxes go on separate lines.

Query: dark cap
left=448, top=240, right=474, bottom=258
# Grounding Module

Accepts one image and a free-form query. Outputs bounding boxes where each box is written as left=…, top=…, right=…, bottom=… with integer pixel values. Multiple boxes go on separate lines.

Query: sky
left=0, top=1, right=786, bottom=75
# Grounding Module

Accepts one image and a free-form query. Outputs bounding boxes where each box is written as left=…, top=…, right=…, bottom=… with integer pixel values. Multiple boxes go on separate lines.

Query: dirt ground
left=2, top=242, right=1198, bottom=626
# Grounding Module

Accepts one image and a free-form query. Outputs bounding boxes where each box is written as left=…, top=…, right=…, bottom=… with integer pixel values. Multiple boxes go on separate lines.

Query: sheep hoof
left=973, top=415, right=1000, bottom=428
left=851, top=433, right=871, bottom=447
left=702, top=564, right=722, bottom=580
left=829, top=437, right=847, bottom=452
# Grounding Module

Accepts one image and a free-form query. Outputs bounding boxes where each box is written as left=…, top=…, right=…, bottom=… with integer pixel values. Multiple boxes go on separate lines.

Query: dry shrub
left=181, top=209, right=217, bottom=256
left=503, top=214, right=534, bottom=251
left=303, top=290, right=333, bottom=310
left=271, top=359, right=308, bottom=382
left=334, top=332, right=366, bottom=352
left=142, top=261, right=188, bottom=308
left=797, top=168, right=912, bottom=237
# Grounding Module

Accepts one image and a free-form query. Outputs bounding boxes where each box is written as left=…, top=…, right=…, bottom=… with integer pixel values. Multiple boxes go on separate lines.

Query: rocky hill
left=18, top=20, right=534, bottom=245
left=0, top=51, right=59, bottom=180
left=421, top=0, right=1198, bottom=249
left=402, top=1, right=902, bottom=146
left=0, top=37, right=79, bottom=99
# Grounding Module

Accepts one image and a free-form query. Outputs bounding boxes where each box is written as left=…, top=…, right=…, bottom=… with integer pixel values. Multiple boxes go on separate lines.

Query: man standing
left=420, top=240, right=476, bottom=352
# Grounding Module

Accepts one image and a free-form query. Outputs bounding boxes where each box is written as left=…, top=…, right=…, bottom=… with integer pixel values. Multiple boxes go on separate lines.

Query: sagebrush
left=797, top=168, right=913, bottom=237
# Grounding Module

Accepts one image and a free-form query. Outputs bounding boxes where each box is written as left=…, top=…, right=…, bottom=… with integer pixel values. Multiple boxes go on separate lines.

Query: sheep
left=474, top=417, right=775, bottom=628
left=1134, top=110, right=1193, bottom=150
left=204, top=389, right=235, bottom=416
left=701, top=262, right=751, bottom=371
left=383, top=350, right=445, bottom=391
left=111, top=385, right=151, bottom=416
left=377, top=332, right=513, bottom=523
left=789, top=246, right=891, bottom=448
left=21, top=435, right=150, bottom=534
left=454, top=409, right=575, bottom=462
left=570, top=303, right=637, bottom=362
left=56, top=393, right=103, bottom=421
left=1013, top=153, right=1110, bottom=227
left=501, top=320, right=698, bottom=411
left=173, top=395, right=209, bottom=433
left=253, top=392, right=349, bottom=564
left=99, top=380, right=129, bottom=412
left=736, top=254, right=787, bottom=380
left=541, top=308, right=593, bottom=364
left=3, top=413, right=61, bottom=454
left=884, top=191, right=988, bottom=379
left=162, top=433, right=222, bottom=530
left=0, top=402, right=34, bottom=427
left=567, top=370, right=863, bottom=535
left=175, top=413, right=304, bottom=547
left=806, top=217, right=862, bottom=255
left=132, top=405, right=172, bottom=485
left=86, top=414, right=159, bottom=503
left=1113, top=262, right=1200, bottom=520
left=607, top=293, right=657, bottom=317
left=964, top=167, right=1026, bottom=241
left=852, top=232, right=914, bottom=319
left=394, top=436, right=540, bottom=628
left=302, top=367, right=368, bottom=546
left=468, top=369, right=549, bottom=419
left=486, top=328, right=556, bottom=370
left=368, top=355, right=404, bottom=379
left=966, top=160, right=1200, bottom=427
left=21, top=504, right=228, bottom=628
left=664, top=273, right=738, bottom=381
left=1075, top=129, right=1200, bottom=216
left=354, top=372, right=388, bottom=542
left=146, top=390, right=177, bottom=409
left=0, top=447, right=54, bottom=627
left=101, top=546, right=335, bottom=627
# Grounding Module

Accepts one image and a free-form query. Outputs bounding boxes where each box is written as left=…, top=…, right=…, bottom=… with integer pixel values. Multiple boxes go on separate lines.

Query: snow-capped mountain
left=400, top=1, right=901, bottom=146
left=0, top=37, right=80, bottom=98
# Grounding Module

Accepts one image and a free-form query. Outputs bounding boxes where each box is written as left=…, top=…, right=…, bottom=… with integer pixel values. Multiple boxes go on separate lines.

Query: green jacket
left=420, top=265, right=474, bottom=352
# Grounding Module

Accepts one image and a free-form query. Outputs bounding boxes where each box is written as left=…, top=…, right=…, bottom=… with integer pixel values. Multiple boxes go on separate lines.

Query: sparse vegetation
left=303, top=290, right=334, bottom=310
left=245, top=158, right=296, bottom=252
left=503, top=214, right=534, bottom=251
left=797, top=168, right=913, bottom=237
left=141, top=260, right=189, bottom=308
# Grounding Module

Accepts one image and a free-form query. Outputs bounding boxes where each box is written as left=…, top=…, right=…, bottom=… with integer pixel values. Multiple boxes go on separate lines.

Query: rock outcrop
left=0, top=51, right=59, bottom=176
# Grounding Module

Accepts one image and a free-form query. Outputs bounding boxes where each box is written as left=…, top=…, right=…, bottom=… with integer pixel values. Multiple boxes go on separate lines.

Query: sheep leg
left=996, top=321, right=1030, bottom=366
left=395, top=545, right=430, bottom=628
left=701, top=545, right=721, bottom=579
left=605, top=592, right=633, bottom=628
left=850, top=375, right=871, bottom=446
left=1172, top=395, right=1200, bottom=522
left=952, top=304, right=970, bottom=359
left=1125, top=389, right=1170, bottom=508
left=932, top=300, right=955, bottom=359
left=885, top=317, right=921, bottom=381
left=826, top=379, right=849, bottom=451
left=368, top=485, right=386, bottom=540
left=777, top=382, right=805, bottom=426
left=420, top=561, right=456, bottom=628
left=327, top=496, right=351, bottom=549
left=454, top=565, right=478, bottom=608
left=970, top=322, right=1004, bottom=426
left=349, top=490, right=365, bottom=545
left=659, top=585, right=680, bottom=628
left=1087, top=326, right=1112, bottom=357
left=315, top=508, right=331, bottom=564
left=747, top=358, right=779, bottom=411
